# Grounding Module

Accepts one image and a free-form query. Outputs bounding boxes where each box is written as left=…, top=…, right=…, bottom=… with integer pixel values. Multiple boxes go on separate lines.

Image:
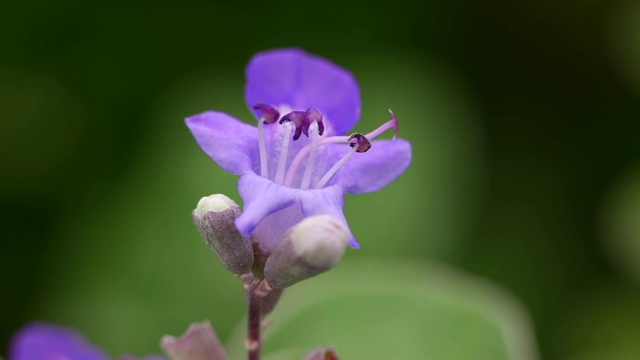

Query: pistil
left=366, top=110, right=398, bottom=140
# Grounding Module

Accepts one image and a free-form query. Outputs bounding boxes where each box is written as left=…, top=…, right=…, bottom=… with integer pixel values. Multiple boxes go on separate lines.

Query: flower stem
left=245, top=279, right=272, bottom=360
left=247, top=287, right=262, bottom=360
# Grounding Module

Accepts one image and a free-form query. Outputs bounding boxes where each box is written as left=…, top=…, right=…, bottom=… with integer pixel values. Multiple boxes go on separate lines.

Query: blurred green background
left=2, top=0, right=640, bottom=359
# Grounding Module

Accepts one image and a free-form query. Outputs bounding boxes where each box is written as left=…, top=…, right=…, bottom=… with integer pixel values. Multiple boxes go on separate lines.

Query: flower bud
left=192, top=194, right=254, bottom=275
left=264, top=215, right=349, bottom=288
left=160, top=320, right=227, bottom=360
left=303, top=347, right=340, bottom=360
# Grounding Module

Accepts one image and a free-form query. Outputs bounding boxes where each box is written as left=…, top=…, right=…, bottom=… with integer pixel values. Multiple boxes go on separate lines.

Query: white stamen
left=300, top=122, right=318, bottom=189
left=258, top=120, right=268, bottom=178
left=283, top=112, right=398, bottom=188
left=284, top=136, right=346, bottom=187
left=275, top=123, right=293, bottom=184
left=314, top=145, right=358, bottom=189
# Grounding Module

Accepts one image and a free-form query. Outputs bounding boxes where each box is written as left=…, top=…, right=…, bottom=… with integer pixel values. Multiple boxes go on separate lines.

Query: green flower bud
left=192, top=194, right=254, bottom=275
left=264, top=215, right=349, bottom=288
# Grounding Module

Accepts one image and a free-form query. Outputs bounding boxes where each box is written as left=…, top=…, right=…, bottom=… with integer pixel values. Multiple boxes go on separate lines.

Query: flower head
left=9, top=323, right=110, bottom=360
left=8, top=322, right=164, bottom=360
left=9, top=321, right=228, bottom=360
left=187, top=49, right=411, bottom=253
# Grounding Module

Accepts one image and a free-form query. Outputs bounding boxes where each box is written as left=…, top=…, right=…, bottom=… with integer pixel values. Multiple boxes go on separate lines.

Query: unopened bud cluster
left=192, top=194, right=348, bottom=291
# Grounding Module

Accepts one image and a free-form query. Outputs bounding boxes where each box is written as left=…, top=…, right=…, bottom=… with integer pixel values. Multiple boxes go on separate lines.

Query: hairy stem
left=247, top=284, right=262, bottom=360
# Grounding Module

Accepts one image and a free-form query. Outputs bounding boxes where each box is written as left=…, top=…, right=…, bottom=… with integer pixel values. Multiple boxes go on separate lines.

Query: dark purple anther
left=253, top=104, right=280, bottom=124
left=348, top=133, right=371, bottom=153
left=304, top=107, right=324, bottom=136
left=279, top=111, right=306, bottom=140
left=280, top=108, right=325, bottom=141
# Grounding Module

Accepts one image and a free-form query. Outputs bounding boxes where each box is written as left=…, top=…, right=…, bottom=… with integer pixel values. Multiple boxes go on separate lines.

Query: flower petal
left=9, top=322, right=109, bottom=360
left=326, top=139, right=411, bottom=194
left=235, top=172, right=358, bottom=249
left=235, top=172, right=298, bottom=239
left=299, top=185, right=359, bottom=249
left=245, top=48, right=361, bottom=136
left=160, top=321, right=226, bottom=360
left=186, top=111, right=258, bottom=175
left=249, top=202, right=306, bottom=253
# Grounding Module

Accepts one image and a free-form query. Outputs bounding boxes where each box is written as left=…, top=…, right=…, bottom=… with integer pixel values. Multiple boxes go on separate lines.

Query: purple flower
left=8, top=322, right=163, bottom=360
left=9, top=323, right=110, bottom=360
left=187, top=49, right=411, bottom=251
left=8, top=321, right=229, bottom=360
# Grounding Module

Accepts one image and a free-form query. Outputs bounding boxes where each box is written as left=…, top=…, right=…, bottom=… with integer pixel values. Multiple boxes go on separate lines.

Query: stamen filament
left=275, top=123, right=293, bottom=184
left=314, top=146, right=358, bottom=189
left=300, top=123, right=318, bottom=189
left=283, top=136, right=346, bottom=187
left=258, top=120, right=268, bottom=178
left=283, top=111, right=399, bottom=188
